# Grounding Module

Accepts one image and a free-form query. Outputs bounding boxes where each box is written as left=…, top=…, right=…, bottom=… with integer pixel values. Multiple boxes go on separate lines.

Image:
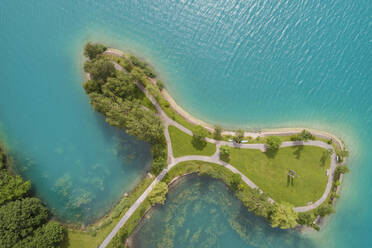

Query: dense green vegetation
left=83, top=42, right=167, bottom=175
left=67, top=177, right=154, bottom=248
left=229, top=146, right=330, bottom=206
left=168, top=125, right=216, bottom=157
left=84, top=42, right=107, bottom=60
left=270, top=202, right=298, bottom=229
left=0, top=144, right=66, bottom=248
left=148, top=182, right=168, bottom=206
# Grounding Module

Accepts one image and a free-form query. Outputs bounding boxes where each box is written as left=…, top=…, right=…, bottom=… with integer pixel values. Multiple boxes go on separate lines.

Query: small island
left=67, top=42, right=350, bottom=248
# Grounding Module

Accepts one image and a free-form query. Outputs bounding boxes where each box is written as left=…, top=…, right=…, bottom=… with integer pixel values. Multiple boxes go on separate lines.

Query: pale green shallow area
left=0, top=0, right=371, bottom=247
left=131, top=175, right=315, bottom=248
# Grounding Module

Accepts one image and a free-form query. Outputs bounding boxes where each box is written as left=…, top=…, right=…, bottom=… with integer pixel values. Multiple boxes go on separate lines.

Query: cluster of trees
left=270, top=202, right=298, bottom=229
left=83, top=43, right=167, bottom=175
left=148, top=182, right=168, bottom=206
left=0, top=144, right=66, bottom=248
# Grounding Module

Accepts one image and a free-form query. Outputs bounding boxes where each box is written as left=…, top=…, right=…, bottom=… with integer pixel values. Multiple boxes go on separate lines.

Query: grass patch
left=66, top=177, right=154, bottom=248
left=168, top=125, right=216, bottom=158
left=229, top=146, right=331, bottom=206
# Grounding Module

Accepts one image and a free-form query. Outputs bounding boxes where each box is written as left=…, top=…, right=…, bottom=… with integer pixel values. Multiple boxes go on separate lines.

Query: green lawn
left=229, top=146, right=331, bottom=206
left=168, top=125, right=216, bottom=158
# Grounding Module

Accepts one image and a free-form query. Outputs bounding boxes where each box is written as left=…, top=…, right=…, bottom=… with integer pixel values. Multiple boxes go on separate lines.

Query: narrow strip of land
left=97, top=51, right=339, bottom=248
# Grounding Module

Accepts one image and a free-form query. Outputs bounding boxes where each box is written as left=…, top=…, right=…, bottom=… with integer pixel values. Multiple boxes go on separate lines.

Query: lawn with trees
left=229, top=145, right=331, bottom=206
left=168, top=125, right=216, bottom=157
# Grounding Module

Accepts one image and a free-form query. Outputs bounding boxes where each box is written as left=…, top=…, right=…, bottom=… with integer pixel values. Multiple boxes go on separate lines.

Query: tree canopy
left=270, top=202, right=298, bottom=229
left=148, top=182, right=168, bottom=206
left=83, top=42, right=107, bottom=60
left=233, top=129, right=244, bottom=143
left=84, top=58, right=115, bottom=82
left=0, top=145, right=66, bottom=248
left=220, top=145, right=231, bottom=162
left=265, top=136, right=282, bottom=151
left=0, top=171, right=30, bottom=205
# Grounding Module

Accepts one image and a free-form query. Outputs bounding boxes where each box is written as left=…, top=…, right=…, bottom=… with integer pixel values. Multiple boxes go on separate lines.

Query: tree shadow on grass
left=191, top=138, right=207, bottom=151
left=293, top=145, right=304, bottom=159
left=319, top=151, right=329, bottom=167
left=264, top=149, right=278, bottom=159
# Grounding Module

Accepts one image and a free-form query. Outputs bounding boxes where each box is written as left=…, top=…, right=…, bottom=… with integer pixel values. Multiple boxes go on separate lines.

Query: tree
left=151, top=157, right=166, bottom=176
left=125, top=106, right=164, bottom=145
left=297, top=212, right=314, bottom=225
left=213, top=125, right=222, bottom=140
left=0, top=198, right=49, bottom=248
left=220, top=145, right=231, bottom=162
left=316, top=204, right=335, bottom=217
left=265, top=136, right=282, bottom=151
left=192, top=126, right=208, bottom=149
left=148, top=182, right=168, bottom=206
left=102, top=76, right=135, bottom=99
left=83, top=80, right=101, bottom=94
left=337, top=149, right=349, bottom=162
left=270, top=202, right=298, bottom=229
left=14, top=222, right=66, bottom=248
left=233, top=129, right=244, bottom=143
left=0, top=171, right=31, bottom=205
left=88, top=93, right=114, bottom=114
left=83, top=42, right=107, bottom=60
left=230, top=173, right=243, bottom=192
left=84, top=58, right=115, bottom=82
left=335, top=165, right=349, bottom=175
left=156, top=80, right=164, bottom=90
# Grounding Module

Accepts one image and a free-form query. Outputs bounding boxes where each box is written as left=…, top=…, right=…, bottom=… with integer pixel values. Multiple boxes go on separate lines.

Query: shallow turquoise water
left=131, top=176, right=316, bottom=248
left=0, top=0, right=371, bottom=246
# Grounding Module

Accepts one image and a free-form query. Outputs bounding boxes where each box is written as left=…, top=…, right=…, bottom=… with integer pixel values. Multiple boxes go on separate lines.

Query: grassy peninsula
left=71, top=42, right=350, bottom=248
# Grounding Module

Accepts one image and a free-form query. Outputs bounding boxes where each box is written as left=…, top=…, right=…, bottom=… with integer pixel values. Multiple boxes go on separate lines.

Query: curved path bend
left=98, top=50, right=339, bottom=248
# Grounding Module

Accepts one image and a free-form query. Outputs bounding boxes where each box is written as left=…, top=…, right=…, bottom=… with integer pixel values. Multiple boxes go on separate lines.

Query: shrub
left=220, top=145, right=231, bottom=162
left=84, top=42, right=107, bottom=60
left=148, top=182, right=168, bottom=206
left=265, top=136, right=282, bottom=151
left=156, top=80, right=164, bottom=90
left=233, top=129, right=244, bottom=143
left=214, top=125, right=222, bottom=140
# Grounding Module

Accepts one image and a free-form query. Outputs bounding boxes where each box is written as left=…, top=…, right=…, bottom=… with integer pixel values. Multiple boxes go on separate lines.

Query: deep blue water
left=0, top=0, right=371, bottom=246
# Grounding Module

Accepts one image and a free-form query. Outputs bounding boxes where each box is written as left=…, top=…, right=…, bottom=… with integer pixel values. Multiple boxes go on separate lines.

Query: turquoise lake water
left=0, top=0, right=371, bottom=246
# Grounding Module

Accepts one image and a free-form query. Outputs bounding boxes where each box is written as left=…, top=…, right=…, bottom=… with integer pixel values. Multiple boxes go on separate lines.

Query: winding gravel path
left=98, top=50, right=339, bottom=248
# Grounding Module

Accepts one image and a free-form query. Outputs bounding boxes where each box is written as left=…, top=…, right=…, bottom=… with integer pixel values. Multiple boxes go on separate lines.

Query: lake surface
left=131, top=175, right=316, bottom=248
left=0, top=0, right=371, bottom=246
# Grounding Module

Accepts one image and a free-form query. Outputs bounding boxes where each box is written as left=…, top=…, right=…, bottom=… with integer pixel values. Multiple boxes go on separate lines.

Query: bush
left=192, top=126, right=208, bottom=150
left=84, top=58, right=115, bottom=82
left=291, top=130, right=314, bottom=141
left=156, top=80, right=164, bottom=90
left=233, top=129, right=244, bottom=143
left=148, top=182, right=168, bottom=206
left=214, top=125, right=222, bottom=140
left=220, top=145, right=230, bottom=162
left=230, top=173, right=243, bottom=192
left=316, top=204, right=335, bottom=217
left=265, top=136, right=282, bottom=151
left=84, top=42, right=107, bottom=60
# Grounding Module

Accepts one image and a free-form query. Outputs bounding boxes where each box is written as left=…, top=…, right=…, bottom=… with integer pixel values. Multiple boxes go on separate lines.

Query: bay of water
left=0, top=0, right=371, bottom=246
